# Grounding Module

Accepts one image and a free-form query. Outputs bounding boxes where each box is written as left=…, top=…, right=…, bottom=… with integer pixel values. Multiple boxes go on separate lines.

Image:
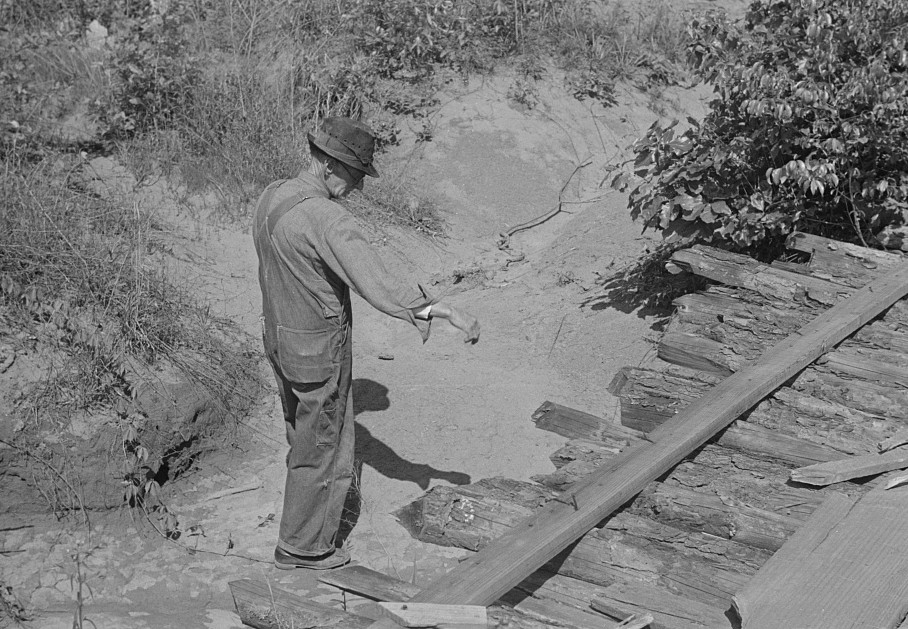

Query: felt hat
left=307, top=117, right=379, bottom=178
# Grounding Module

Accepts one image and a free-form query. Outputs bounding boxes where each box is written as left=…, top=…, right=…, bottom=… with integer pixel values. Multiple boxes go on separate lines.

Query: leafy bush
left=344, top=0, right=526, bottom=78
left=616, top=0, right=908, bottom=254
left=343, top=0, right=689, bottom=101
left=95, top=3, right=200, bottom=139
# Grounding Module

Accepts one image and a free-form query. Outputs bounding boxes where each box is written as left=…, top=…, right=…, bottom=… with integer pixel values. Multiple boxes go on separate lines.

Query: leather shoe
left=273, top=545, right=351, bottom=570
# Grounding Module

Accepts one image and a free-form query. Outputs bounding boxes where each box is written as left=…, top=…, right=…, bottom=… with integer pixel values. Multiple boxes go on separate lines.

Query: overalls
left=252, top=180, right=355, bottom=556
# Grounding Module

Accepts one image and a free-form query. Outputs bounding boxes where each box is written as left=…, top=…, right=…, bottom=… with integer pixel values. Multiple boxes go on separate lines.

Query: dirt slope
left=0, top=73, right=712, bottom=628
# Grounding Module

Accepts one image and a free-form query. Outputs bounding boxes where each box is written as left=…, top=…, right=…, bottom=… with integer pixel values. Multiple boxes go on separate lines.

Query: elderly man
left=252, top=117, right=480, bottom=570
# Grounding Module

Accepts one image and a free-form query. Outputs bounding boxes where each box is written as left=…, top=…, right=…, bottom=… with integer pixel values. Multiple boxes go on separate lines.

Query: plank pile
left=231, top=234, right=908, bottom=628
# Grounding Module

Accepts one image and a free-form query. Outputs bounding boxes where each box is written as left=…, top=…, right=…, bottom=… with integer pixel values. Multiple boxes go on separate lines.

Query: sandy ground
left=0, top=73, right=713, bottom=628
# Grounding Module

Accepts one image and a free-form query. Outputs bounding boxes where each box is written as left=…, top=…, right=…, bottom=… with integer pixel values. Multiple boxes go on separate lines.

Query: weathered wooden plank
left=662, top=319, right=908, bottom=387
left=531, top=400, right=643, bottom=445
left=744, top=388, right=885, bottom=457
left=533, top=454, right=619, bottom=492
left=733, top=480, right=908, bottom=629
left=410, top=264, right=908, bottom=607
left=319, top=566, right=421, bottom=602
left=731, top=492, right=857, bottom=625
left=886, top=298, right=908, bottom=325
left=657, top=332, right=737, bottom=375
left=666, top=444, right=829, bottom=520
left=599, top=513, right=766, bottom=608
left=501, top=572, right=621, bottom=629
left=791, top=447, right=908, bottom=486
left=792, top=368, right=908, bottom=421
left=716, top=418, right=844, bottom=466
left=230, top=578, right=373, bottom=629
left=500, top=595, right=612, bottom=629
left=548, top=438, right=625, bottom=470
left=393, top=477, right=559, bottom=551
left=617, top=362, right=899, bottom=458
left=673, top=285, right=816, bottom=328
left=786, top=232, right=905, bottom=268
left=821, top=344, right=908, bottom=386
left=670, top=245, right=851, bottom=304
left=853, top=319, right=908, bottom=353
left=591, top=582, right=731, bottom=629
left=377, top=603, right=486, bottom=628
left=320, top=568, right=571, bottom=629
left=773, top=249, right=892, bottom=289
left=610, top=367, right=852, bottom=465
left=609, top=365, right=722, bottom=431
left=627, top=482, right=801, bottom=552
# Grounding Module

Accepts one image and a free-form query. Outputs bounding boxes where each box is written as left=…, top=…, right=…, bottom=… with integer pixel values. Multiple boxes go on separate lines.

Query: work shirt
left=252, top=170, right=433, bottom=383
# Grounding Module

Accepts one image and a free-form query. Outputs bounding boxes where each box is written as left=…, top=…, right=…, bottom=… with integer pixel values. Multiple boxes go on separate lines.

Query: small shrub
left=95, top=4, right=200, bottom=140
left=343, top=0, right=519, bottom=78
left=616, top=0, right=908, bottom=255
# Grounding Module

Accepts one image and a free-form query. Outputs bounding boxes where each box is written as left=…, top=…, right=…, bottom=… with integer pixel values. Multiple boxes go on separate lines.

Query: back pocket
left=277, top=326, right=336, bottom=383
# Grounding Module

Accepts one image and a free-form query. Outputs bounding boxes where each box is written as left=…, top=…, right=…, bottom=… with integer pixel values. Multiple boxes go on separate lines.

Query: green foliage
left=343, top=0, right=525, bottom=78
left=95, top=3, right=200, bottom=139
left=342, top=0, right=689, bottom=104
left=616, top=0, right=908, bottom=253
left=564, top=0, right=690, bottom=106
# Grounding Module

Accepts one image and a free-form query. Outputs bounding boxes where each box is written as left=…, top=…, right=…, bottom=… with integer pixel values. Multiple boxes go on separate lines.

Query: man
left=252, top=117, right=480, bottom=570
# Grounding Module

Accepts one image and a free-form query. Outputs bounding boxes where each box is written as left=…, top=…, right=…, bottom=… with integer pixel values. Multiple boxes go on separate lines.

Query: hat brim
left=308, top=132, right=379, bottom=178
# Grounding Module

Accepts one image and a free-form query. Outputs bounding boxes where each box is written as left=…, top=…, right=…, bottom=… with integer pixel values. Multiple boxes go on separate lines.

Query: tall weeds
left=93, top=0, right=694, bottom=221
left=0, top=148, right=257, bottom=428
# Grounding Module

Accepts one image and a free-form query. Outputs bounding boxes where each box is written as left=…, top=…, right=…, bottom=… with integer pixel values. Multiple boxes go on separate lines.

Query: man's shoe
left=273, top=545, right=351, bottom=570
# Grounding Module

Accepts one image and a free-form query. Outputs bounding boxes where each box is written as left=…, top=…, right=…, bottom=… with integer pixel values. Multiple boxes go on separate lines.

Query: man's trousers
left=269, top=325, right=354, bottom=556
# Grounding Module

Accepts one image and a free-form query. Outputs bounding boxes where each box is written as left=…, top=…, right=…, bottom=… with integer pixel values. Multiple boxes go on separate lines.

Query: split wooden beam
left=229, top=578, right=374, bottom=629
left=786, top=232, right=905, bottom=269
left=668, top=244, right=851, bottom=304
left=591, top=582, right=730, bottom=629
left=408, top=262, right=908, bottom=607
left=791, top=447, right=908, bottom=486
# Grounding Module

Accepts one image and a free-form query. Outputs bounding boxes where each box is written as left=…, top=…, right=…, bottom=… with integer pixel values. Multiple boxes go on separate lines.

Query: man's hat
left=307, top=117, right=379, bottom=178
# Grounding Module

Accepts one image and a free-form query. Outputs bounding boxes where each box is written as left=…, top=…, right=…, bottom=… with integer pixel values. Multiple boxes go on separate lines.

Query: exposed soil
left=1, top=71, right=715, bottom=628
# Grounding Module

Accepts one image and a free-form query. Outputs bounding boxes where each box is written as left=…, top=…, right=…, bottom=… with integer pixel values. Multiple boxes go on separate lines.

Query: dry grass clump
left=0, top=147, right=261, bottom=510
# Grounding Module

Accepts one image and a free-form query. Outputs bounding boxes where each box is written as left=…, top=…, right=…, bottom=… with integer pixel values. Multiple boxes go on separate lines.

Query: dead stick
left=498, top=158, right=593, bottom=248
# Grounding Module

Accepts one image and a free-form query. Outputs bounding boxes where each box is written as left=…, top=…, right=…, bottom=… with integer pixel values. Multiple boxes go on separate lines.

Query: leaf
left=683, top=202, right=705, bottom=220
left=611, top=171, right=630, bottom=191
left=673, top=193, right=698, bottom=210
left=710, top=200, right=731, bottom=215
left=634, top=149, right=653, bottom=168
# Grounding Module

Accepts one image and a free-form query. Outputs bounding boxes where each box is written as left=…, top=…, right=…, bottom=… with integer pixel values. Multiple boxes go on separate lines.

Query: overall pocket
left=315, top=391, right=340, bottom=447
left=276, top=326, right=337, bottom=384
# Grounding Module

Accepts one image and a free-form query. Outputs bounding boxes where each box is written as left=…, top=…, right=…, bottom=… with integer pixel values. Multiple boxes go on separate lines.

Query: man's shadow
left=338, top=378, right=471, bottom=545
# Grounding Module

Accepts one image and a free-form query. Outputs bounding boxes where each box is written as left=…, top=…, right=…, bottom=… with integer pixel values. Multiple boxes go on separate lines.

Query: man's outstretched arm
left=415, top=303, right=480, bottom=344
